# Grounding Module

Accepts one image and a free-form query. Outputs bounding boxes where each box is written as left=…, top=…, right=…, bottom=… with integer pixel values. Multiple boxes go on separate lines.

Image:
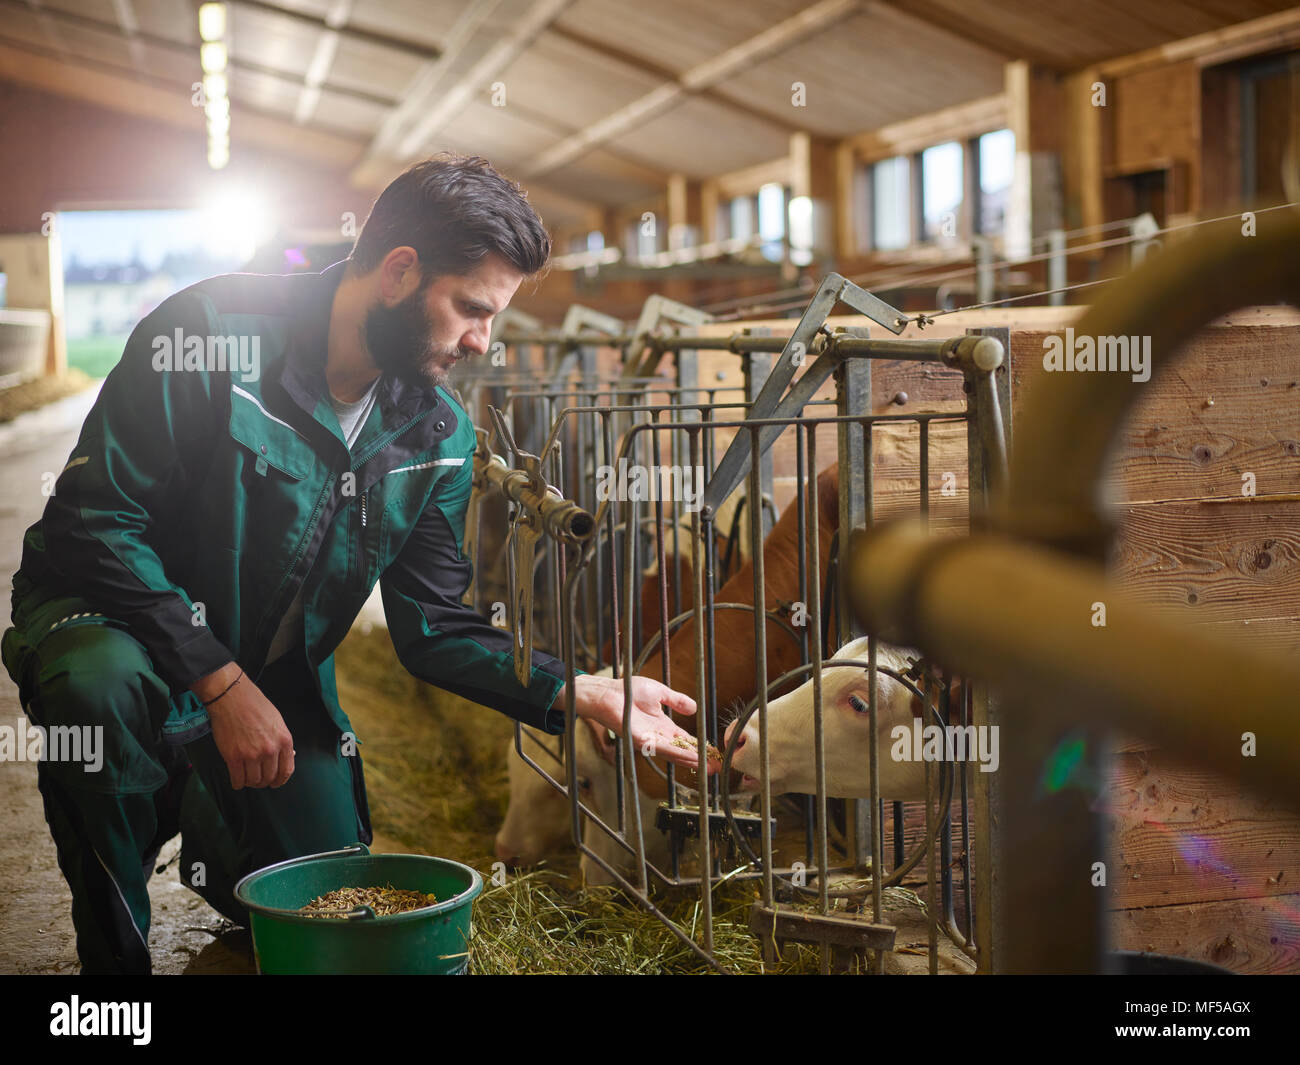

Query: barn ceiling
left=0, top=0, right=1294, bottom=229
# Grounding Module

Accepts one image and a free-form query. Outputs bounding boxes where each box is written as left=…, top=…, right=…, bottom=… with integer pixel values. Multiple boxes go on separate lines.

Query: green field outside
left=66, top=334, right=129, bottom=379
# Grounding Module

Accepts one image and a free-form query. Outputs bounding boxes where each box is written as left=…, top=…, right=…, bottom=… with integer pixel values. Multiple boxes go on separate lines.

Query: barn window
left=728, top=195, right=755, bottom=242
left=921, top=141, right=964, bottom=243
left=757, top=182, right=787, bottom=262
left=978, top=129, right=1015, bottom=237
left=872, top=155, right=911, bottom=250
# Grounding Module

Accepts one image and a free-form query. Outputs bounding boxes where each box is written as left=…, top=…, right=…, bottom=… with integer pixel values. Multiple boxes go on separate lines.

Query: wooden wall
left=1004, top=307, right=1300, bottom=972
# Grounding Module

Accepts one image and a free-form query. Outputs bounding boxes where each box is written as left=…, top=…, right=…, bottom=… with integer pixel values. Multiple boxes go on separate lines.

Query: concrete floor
left=0, top=387, right=256, bottom=974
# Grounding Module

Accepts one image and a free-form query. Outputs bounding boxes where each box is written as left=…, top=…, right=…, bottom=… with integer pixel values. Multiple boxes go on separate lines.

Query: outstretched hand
left=555, top=673, right=719, bottom=775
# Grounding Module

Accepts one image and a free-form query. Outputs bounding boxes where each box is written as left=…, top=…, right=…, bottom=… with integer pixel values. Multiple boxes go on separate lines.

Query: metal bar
left=964, top=324, right=1009, bottom=974
left=835, top=329, right=871, bottom=872
left=1047, top=229, right=1066, bottom=306
left=802, top=427, right=832, bottom=974
left=701, top=272, right=906, bottom=516
left=690, top=427, right=714, bottom=955
left=741, top=336, right=777, bottom=539
left=748, top=424, right=775, bottom=915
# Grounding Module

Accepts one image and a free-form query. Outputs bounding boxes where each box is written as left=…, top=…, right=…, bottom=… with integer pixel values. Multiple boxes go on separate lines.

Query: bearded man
left=2, top=154, right=701, bottom=973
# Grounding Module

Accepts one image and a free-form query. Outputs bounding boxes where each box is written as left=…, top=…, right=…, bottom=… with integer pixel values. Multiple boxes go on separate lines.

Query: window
left=872, top=156, right=911, bottom=250
left=728, top=196, right=754, bottom=241
left=978, top=129, right=1015, bottom=236
left=921, top=141, right=963, bottom=242
left=757, top=182, right=787, bottom=262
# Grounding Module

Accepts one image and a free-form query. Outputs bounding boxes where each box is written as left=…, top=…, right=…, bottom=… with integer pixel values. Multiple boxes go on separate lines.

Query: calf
left=727, top=635, right=966, bottom=800
left=495, top=702, right=679, bottom=885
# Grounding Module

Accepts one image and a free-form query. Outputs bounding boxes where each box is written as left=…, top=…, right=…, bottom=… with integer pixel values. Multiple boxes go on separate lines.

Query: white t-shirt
left=263, top=379, right=381, bottom=665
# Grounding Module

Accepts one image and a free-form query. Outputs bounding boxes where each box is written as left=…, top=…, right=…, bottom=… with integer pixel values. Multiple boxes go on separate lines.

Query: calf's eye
left=848, top=695, right=870, bottom=715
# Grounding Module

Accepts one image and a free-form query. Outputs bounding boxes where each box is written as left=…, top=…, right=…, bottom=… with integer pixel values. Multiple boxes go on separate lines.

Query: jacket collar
left=279, top=259, right=447, bottom=427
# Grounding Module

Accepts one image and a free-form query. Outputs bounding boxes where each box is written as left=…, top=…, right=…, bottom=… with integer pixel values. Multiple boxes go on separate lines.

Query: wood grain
left=1112, top=499, right=1300, bottom=624
left=1110, top=894, right=1300, bottom=974
left=1108, top=749, right=1300, bottom=909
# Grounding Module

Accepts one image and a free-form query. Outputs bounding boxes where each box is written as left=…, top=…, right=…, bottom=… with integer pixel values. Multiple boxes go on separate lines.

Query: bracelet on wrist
left=203, top=669, right=244, bottom=708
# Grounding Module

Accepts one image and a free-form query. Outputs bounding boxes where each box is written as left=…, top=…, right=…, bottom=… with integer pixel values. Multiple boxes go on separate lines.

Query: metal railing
left=473, top=279, right=1012, bottom=971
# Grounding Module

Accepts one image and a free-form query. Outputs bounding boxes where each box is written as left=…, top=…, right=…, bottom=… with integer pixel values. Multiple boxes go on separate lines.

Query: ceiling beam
left=22, top=0, right=70, bottom=59
left=0, top=37, right=365, bottom=167
left=0, top=0, right=399, bottom=109
left=228, top=0, right=441, bottom=61
left=391, top=0, right=575, bottom=159
left=844, top=93, right=1007, bottom=162
left=522, top=0, right=862, bottom=178
left=108, top=0, right=148, bottom=71
left=873, top=0, right=1060, bottom=67
left=350, top=0, right=508, bottom=184
left=1096, top=7, right=1300, bottom=77
left=546, top=23, right=805, bottom=135
left=293, top=0, right=351, bottom=125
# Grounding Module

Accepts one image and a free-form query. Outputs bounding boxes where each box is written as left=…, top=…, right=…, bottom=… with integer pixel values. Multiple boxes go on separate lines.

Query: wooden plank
left=1011, top=325, right=1300, bottom=502
left=1111, top=499, right=1300, bottom=624
left=1097, top=7, right=1300, bottom=78
left=1110, top=893, right=1300, bottom=974
left=846, top=94, right=1007, bottom=164
left=710, top=156, right=793, bottom=200
left=1198, top=615, right=1300, bottom=657
left=1108, top=749, right=1300, bottom=910
left=1111, top=60, right=1200, bottom=210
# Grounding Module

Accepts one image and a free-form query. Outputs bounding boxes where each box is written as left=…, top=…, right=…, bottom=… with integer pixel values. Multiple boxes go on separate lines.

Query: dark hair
left=348, top=153, right=551, bottom=279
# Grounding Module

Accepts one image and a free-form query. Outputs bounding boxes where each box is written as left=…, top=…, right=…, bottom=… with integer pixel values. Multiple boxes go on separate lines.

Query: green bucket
left=234, top=843, right=483, bottom=974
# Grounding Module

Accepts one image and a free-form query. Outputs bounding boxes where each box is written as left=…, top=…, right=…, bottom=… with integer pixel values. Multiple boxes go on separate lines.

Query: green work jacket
left=9, top=261, right=568, bottom=744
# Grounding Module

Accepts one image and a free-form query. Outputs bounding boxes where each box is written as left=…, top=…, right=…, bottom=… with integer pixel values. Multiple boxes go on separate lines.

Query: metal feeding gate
left=463, top=276, right=1013, bottom=973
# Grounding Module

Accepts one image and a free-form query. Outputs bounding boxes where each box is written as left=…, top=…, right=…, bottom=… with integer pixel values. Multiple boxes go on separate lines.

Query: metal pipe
left=478, top=452, right=595, bottom=544
left=497, top=330, right=1004, bottom=365
left=850, top=525, right=1300, bottom=821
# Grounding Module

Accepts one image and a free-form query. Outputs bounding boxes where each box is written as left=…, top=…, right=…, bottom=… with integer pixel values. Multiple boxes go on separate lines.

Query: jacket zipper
left=356, top=489, right=368, bottom=581
left=254, top=405, right=441, bottom=666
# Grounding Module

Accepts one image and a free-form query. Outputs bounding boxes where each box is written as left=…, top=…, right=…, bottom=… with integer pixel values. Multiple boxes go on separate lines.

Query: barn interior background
left=0, top=0, right=1297, bottom=975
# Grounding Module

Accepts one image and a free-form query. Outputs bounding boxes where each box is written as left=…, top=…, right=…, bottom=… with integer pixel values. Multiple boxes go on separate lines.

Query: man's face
left=364, top=252, right=524, bottom=389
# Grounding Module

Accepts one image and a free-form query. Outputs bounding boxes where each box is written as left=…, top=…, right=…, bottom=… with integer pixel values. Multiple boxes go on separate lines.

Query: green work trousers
left=2, top=592, right=372, bottom=974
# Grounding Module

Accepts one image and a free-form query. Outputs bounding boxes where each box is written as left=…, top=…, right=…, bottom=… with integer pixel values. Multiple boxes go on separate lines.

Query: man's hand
left=190, top=663, right=296, bottom=789
left=555, top=673, right=718, bottom=775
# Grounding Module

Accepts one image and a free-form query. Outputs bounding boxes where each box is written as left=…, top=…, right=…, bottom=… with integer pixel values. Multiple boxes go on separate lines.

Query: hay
left=467, top=870, right=932, bottom=975
left=0, top=370, right=96, bottom=423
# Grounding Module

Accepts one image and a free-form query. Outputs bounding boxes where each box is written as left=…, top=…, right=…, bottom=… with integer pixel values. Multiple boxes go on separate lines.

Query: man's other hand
left=190, top=663, right=296, bottom=789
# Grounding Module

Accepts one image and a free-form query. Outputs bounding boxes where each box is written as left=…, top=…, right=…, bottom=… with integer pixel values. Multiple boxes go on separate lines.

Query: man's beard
left=363, top=287, right=467, bottom=390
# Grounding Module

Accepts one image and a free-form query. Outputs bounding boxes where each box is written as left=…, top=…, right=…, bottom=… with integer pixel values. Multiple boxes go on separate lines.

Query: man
left=2, top=154, right=705, bottom=974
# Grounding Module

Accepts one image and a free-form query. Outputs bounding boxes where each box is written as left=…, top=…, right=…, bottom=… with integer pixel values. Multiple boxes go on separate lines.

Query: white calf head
left=727, top=637, right=928, bottom=801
